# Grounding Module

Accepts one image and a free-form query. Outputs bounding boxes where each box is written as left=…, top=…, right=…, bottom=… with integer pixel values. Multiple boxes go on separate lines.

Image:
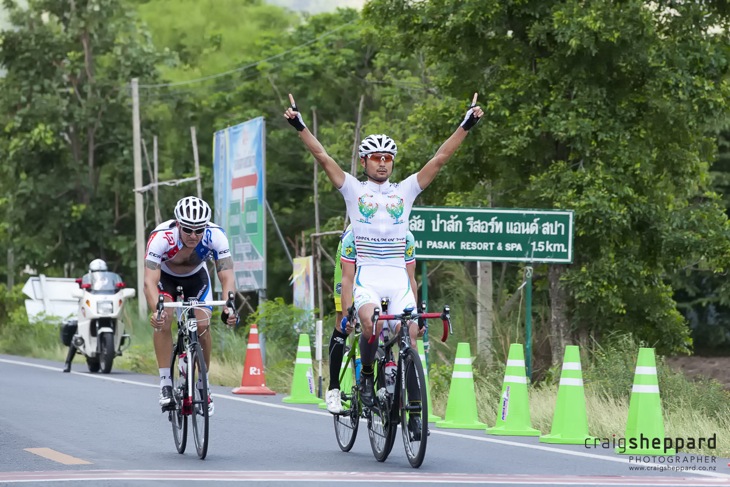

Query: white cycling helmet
left=174, top=196, right=211, bottom=229
left=89, top=259, right=107, bottom=273
left=358, top=134, right=398, bottom=158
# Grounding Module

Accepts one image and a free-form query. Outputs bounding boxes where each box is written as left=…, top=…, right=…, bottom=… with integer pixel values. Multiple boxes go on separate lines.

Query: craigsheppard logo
left=585, top=433, right=717, bottom=454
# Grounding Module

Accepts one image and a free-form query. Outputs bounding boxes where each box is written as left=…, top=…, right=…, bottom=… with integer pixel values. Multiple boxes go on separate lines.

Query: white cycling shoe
left=325, top=389, right=343, bottom=414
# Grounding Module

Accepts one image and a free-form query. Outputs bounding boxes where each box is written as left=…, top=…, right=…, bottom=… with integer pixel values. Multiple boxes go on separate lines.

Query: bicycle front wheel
left=189, top=343, right=209, bottom=459
left=400, top=348, right=428, bottom=468
left=334, top=357, right=359, bottom=452
left=169, top=349, right=187, bottom=454
left=368, top=362, right=397, bottom=462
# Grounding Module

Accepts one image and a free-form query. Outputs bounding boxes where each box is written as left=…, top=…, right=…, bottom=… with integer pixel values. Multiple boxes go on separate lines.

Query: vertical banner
left=213, top=117, right=267, bottom=292
left=291, top=256, right=314, bottom=311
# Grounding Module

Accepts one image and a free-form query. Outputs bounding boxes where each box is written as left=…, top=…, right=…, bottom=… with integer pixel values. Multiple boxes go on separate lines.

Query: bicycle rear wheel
left=169, top=348, right=187, bottom=454
left=189, top=343, right=209, bottom=459
left=400, top=348, right=428, bottom=468
left=368, top=361, right=397, bottom=462
left=334, top=356, right=359, bottom=452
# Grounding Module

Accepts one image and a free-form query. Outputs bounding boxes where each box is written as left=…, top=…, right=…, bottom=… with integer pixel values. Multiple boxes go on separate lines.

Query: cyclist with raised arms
left=144, top=196, right=238, bottom=415
left=326, top=224, right=418, bottom=414
left=285, top=93, right=482, bottom=407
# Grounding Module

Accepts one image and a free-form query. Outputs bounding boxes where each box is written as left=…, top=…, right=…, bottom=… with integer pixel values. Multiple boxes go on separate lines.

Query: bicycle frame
left=156, top=291, right=235, bottom=460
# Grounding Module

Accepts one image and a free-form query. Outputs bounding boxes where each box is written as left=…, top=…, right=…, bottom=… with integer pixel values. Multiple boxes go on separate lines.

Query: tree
left=364, top=0, right=730, bottom=356
left=0, top=0, right=162, bottom=281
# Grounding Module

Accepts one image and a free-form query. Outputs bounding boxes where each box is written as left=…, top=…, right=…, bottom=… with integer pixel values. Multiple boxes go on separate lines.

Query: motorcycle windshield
left=88, top=272, right=122, bottom=294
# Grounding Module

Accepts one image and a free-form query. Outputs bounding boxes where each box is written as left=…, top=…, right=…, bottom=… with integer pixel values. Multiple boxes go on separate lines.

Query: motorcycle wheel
left=86, top=356, right=101, bottom=373
left=99, top=333, right=115, bottom=374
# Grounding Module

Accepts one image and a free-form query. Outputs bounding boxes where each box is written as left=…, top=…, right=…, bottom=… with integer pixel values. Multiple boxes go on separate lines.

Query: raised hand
left=283, top=93, right=306, bottom=132
left=460, top=92, right=484, bottom=131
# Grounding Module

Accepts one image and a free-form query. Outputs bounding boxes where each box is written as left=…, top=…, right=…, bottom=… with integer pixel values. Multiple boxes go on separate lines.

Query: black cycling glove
left=221, top=309, right=240, bottom=326
left=460, top=106, right=481, bottom=131
left=287, top=102, right=306, bottom=132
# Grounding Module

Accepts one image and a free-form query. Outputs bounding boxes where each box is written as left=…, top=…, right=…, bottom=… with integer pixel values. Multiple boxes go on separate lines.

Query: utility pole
left=312, top=108, right=324, bottom=320
left=132, top=78, right=146, bottom=317
left=191, top=126, right=202, bottom=199
left=153, top=135, right=161, bottom=225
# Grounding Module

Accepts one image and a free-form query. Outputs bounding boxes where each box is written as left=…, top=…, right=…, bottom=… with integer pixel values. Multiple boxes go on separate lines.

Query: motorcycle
left=60, top=271, right=135, bottom=373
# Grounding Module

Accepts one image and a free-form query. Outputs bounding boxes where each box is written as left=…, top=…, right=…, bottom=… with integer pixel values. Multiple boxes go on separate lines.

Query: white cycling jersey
left=338, top=172, right=422, bottom=269
left=145, top=219, right=231, bottom=277
left=338, top=172, right=422, bottom=314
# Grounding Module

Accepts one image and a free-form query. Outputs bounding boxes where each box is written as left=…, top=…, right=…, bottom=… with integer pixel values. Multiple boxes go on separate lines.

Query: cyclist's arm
left=143, top=260, right=162, bottom=311
left=407, top=262, right=418, bottom=303
left=285, top=94, right=345, bottom=188
left=416, top=127, right=470, bottom=190
left=215, top=257, right=236, bottom=299
left=417, top=98, right=483, bottom=190
left=341, top=260, right=356, bottom=318
left=297, top=129, right=346, bottom=189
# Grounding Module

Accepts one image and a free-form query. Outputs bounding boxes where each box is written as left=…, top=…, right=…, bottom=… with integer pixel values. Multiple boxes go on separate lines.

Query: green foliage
left=246, top=297, right=313, bottom=357
left=0, top=0, right=164, bottom=281
left=0, top=300, right=63, bottom=357
left=364, top=0, right=730, bottom=354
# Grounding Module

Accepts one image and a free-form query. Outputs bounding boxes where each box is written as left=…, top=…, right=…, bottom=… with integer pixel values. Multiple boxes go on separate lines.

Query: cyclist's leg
left=328, top=310, right=346, bottom=390
left=154, top=273, right=177, bottom=407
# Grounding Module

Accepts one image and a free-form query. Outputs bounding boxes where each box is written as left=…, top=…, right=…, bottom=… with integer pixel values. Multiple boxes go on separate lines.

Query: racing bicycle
left=334, top=301, right=452, bottom=468
left=156, top=289, right=235, bottom=460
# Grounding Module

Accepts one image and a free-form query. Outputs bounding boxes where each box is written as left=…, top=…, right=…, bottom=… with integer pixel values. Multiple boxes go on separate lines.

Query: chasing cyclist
left=284, top=93, right=482, bottom=407
left=144, top=196, right=238, bottom=415
left=326, top=224, right=418, bottom=414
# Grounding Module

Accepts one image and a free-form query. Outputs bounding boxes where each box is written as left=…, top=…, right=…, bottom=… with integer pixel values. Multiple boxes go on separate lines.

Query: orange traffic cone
left=232, top=324, right=275, bottom=395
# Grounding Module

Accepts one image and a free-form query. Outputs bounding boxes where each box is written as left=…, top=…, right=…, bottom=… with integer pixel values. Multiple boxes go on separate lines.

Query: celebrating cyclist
left=326, top=224, right=418, bottom=413
left=144, top=196, right=238, bottom=415
left=285, top=93, right=482, bottom=407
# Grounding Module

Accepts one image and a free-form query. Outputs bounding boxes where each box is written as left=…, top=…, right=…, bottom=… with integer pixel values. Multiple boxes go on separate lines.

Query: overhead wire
left=137, top=19, right=358, bottom=90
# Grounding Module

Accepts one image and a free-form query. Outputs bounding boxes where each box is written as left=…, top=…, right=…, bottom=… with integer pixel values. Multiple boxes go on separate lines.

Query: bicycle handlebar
left=369, top=305, right=452, bottom=343
left=161, top=300, right=230, bottom=308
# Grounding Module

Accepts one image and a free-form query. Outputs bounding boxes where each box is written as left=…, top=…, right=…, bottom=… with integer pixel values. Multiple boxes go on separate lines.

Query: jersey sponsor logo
left=335, top=283, right=342, bottom=294
left=385, top=194, right=405, bottom=224
left=357, top=193, right=378, bottom=223
left=148, top=251, right=161, bottom=259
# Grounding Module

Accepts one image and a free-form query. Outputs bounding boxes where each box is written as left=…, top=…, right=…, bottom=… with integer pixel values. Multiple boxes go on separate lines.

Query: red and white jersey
left=145, top=219, right=231, bottom=277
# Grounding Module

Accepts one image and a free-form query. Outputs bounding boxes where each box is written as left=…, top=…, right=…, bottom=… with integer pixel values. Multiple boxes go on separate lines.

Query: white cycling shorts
left=353, top=265, right=415, bottom=332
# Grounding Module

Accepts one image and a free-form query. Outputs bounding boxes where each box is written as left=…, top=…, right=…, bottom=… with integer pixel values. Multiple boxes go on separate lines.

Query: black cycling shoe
left=159, top=385, right=174, bottom=411
left=62, top=363, right=71, bottom=373
left=408, top=414, right=422, bottom=441
left=359, top=373, right=374, bottom=408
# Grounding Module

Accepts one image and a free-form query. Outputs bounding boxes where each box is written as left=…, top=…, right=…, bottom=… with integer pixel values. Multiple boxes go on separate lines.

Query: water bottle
left=179, top=352, right=187, bottom=377
left=355, top=358, right=362, bottom=383
left=384, top=360, right=397, bottom=395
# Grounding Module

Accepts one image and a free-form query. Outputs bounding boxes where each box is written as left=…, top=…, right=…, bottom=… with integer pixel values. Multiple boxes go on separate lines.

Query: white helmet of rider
left=89, top=259, right=107, bottom=273
left=358, top=134, right=398, bottom=158
left=174, top=196, right=211, bottom=229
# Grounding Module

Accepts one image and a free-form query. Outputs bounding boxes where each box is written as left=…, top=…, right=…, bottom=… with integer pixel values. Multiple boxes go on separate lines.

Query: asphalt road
left=1, top=354, right=728, bottom=486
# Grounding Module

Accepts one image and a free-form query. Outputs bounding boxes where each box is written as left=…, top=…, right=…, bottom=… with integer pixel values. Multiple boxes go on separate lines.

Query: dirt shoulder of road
left=664, top=356, right=730, bottom=390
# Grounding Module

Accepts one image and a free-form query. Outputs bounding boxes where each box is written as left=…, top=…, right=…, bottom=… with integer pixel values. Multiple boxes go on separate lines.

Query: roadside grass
left=2, top=304, right=728, bottom=457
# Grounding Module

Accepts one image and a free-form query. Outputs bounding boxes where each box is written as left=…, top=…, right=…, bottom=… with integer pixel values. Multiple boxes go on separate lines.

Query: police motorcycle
left=60, top=260, right=135, bottom=373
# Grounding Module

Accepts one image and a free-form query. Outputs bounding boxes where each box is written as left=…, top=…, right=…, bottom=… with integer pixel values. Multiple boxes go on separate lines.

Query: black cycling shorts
left=157, top=267, right=211, bottom=302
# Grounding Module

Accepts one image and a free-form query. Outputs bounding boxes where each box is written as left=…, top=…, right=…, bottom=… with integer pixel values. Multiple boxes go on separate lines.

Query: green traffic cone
left=540, top=345, right=595, bottom=444
left=318, top=354, right=354, bottom=410
left=435, top=342, right=486, bottom=430
left=616, top=348, right=675, bottom=455
left=282, top=334, right=321, bottom=404
left=417, top=339, right=442, bottom=422
left=486, top=343, right=540, bottom=436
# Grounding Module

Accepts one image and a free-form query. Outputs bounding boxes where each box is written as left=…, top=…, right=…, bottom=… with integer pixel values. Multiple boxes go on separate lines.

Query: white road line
left=1, top=356, right=728, bottom=480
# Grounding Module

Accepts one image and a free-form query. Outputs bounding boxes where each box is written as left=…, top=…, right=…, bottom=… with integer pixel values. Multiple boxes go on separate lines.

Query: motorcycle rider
left=62, top=259, right=123, bottom=373
left=144, top=196, right=238, bottom=415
